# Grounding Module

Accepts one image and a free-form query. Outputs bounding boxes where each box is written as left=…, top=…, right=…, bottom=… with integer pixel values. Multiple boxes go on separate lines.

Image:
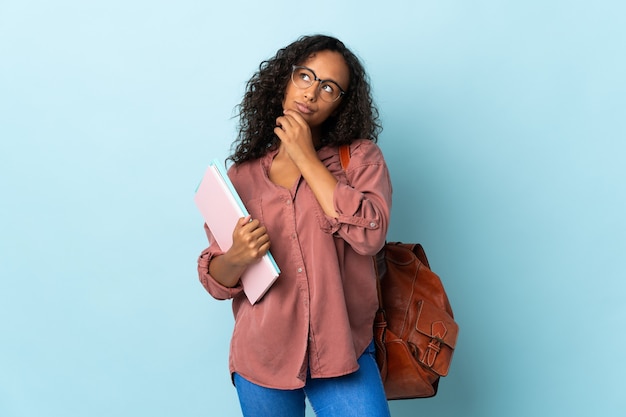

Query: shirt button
left=286, top=200, right=291, bottom=205
left=297, top=267, right=303, bottom=273
left=291, top=233, right=297, bottom=240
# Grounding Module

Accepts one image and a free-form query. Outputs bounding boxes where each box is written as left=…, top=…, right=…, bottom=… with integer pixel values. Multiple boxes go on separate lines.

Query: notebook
left=194, top=159, right=280, bottom=304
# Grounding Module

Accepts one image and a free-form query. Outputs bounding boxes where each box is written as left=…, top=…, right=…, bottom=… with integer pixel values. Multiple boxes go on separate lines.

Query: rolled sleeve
left=197, top=226, right=244, bottom=300
left=333, top=182, right=383, bottom=229
left=325, top=142, right=392, bottom=256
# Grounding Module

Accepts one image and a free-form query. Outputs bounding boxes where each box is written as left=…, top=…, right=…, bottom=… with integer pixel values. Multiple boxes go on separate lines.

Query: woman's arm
left=326, top=141, right=392, bottom=255
left=207, top=216, right=271, bottom=288
left=273, top=110, right=391, bottom=255
left=274, top=109, right=339, bottom=218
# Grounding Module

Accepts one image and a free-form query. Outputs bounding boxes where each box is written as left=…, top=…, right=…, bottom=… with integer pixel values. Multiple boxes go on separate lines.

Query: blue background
left=1, top=1, right=624, bottom=416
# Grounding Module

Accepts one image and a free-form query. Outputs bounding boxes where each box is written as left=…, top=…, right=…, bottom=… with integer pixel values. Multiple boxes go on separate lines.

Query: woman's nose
left=303, top=83, right=319, bottom=102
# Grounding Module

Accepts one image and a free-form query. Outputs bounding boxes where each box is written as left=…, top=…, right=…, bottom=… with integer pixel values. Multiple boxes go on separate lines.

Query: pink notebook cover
left=194, top=161, right=280, bottom=304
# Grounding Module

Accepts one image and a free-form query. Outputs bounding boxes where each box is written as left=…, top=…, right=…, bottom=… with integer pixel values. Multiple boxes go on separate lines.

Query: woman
left=197, top=34, right=392, bottom=417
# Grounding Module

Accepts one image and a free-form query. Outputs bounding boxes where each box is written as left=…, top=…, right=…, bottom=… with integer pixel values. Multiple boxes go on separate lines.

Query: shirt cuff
left=197, top=248, right=244, bottom=300
left=326, top=182, right=382, bottom=231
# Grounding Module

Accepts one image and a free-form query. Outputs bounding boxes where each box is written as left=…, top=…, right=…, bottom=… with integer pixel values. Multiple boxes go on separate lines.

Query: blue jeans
left=233, top=341, right=390, bottom=417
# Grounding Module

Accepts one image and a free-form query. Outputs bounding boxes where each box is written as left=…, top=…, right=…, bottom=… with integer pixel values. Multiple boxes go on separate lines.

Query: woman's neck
left=311, top=127, right=322, bottom=149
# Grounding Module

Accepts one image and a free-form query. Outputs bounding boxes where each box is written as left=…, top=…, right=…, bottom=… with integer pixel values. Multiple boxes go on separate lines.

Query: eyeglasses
left=290, top=65, right=346, bottom=103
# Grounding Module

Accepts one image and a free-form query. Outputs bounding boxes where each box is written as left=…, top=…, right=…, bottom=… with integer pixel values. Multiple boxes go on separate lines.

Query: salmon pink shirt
left=197, top=139, right=392, bottom=389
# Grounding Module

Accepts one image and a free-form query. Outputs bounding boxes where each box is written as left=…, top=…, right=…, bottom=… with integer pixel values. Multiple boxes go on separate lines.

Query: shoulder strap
left=339, top=144, right=351, bottom=170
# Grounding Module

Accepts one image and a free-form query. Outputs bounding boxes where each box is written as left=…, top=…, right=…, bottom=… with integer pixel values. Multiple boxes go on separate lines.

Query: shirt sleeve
left=326, top=141, right=393, bottom=256
left=197, top=224, right=244, bottom=300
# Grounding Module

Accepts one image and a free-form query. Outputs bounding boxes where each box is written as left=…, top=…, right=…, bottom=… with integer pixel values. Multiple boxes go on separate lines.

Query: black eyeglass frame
left=290, top=65, right=347, bottom=102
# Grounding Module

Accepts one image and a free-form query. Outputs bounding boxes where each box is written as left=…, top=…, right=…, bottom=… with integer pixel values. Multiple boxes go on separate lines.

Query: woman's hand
left=274, top=110, right=317, bottom=166
left=228, top=216, right=271, bottom=266
left=274, top=110, right=340, bottom=218
left=208, top=216, right=270, bottom=287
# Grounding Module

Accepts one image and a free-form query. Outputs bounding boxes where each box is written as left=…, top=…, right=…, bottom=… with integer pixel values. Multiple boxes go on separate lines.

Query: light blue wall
left=1, top=1, right=624, bottom=416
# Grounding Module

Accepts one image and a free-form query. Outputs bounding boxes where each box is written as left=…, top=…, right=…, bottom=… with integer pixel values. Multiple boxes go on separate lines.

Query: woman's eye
left=321, top=83, right=335, bottom=94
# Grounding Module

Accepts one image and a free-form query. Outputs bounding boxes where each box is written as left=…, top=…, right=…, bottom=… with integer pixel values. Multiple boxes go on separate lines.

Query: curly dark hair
left=229, top=34, right=382, bottom=164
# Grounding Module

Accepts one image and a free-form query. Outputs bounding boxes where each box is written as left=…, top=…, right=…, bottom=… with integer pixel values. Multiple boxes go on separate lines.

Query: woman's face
left=282, top=50, right=350, bottom=130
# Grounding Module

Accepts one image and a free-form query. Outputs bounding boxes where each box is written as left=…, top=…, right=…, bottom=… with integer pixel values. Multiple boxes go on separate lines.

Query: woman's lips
left=295, top=102, right=313, bottom=114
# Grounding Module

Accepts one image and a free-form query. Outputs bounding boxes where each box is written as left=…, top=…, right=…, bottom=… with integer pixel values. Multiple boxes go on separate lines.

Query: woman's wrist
left=208, top=253, right=246, bottom=288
